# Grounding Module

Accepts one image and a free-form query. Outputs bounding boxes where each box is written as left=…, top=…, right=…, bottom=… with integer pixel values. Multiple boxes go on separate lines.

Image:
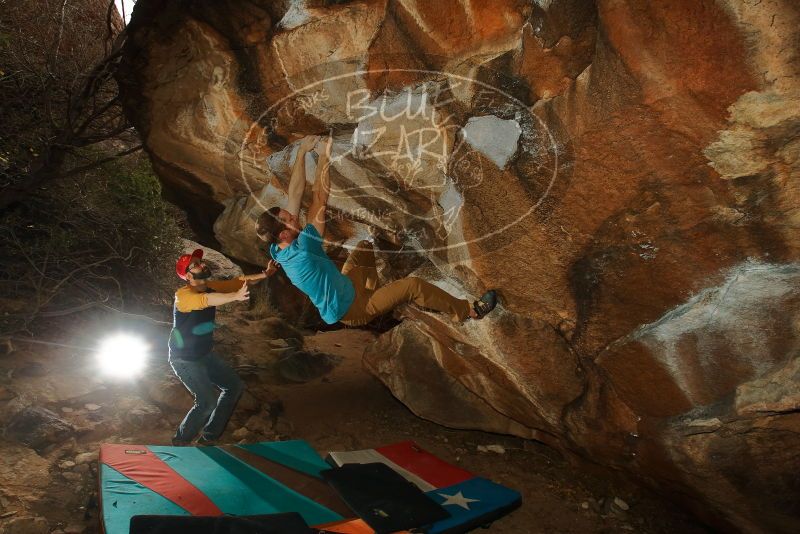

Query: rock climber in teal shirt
left=256, top=135, right=498, bottom=326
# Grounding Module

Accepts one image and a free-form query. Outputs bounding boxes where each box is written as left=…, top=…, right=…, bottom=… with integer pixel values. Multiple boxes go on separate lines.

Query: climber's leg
left=364, top=276, right=472, bottom=322
left=339, top=244, right=375, bottom=326
left=341, top=240, right=378, bottom=291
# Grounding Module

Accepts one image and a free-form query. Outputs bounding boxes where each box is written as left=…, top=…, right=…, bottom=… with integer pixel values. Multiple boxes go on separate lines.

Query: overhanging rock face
left=117, top=1, right=800, bottom=531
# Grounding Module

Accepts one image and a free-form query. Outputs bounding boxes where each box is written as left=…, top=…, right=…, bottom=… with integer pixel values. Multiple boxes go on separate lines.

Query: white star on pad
left=438, top=491, right=479, bottom=510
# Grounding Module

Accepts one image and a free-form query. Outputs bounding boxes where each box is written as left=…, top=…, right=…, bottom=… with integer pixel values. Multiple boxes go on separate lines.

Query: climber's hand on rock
left=315, top=135, right=333, bottom=162
left=299, top=135, right=320, bottom=152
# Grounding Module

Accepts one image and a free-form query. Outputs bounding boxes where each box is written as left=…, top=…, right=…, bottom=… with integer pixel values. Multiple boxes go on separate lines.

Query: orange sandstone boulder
left=118, top=1, right=800, bottom=531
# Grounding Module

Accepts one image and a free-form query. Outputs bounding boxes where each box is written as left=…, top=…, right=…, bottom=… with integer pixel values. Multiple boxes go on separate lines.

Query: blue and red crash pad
left=326, top=442, right=522, bottom=534
left=99, top=440, right=521, bottom=534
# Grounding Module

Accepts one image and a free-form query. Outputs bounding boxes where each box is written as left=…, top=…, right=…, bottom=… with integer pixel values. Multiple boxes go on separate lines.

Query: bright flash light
left=97, top=333, right=149, bottom=378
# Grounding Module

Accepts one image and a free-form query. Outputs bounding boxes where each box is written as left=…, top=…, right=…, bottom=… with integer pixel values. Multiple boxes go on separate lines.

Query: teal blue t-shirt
left=270, top=224, right=355, bottom=324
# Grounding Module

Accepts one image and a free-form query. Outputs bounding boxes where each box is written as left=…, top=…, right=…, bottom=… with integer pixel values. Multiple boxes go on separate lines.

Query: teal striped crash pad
left=99, top=440, right=522, bottom=534
left=99, top=441, right=352, bottom=534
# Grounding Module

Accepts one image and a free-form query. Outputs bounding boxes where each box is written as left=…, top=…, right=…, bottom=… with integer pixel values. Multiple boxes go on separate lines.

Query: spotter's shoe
left=196, top=435, right=219, bottom=446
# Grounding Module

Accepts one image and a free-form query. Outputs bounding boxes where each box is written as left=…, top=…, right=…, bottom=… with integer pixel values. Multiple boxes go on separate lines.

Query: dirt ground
left=277, top=329, right=708, bottom=534
left=0, top=306, right=710, bottom=534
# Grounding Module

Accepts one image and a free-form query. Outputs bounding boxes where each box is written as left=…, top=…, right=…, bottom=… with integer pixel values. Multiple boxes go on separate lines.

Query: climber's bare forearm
left=308, top=136, right=333, bottom=236
left=286, top=150, right=308, bottom=217
left=308, top=162, right=330, bottom=236
left=286, top=136, right=319, bottom=217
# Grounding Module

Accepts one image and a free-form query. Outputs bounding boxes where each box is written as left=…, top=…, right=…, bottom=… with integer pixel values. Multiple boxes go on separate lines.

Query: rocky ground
left=0, top=299, right=708, bottom=534
left=116, top=4, right=800, bottom=530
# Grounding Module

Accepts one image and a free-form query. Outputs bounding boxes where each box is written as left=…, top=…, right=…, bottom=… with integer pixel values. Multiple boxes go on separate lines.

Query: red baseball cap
left=175, top=249, right=203, bottom=280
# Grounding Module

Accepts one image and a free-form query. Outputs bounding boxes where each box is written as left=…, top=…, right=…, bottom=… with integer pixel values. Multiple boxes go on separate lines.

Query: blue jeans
left=169, top=352, right=244, bottom=442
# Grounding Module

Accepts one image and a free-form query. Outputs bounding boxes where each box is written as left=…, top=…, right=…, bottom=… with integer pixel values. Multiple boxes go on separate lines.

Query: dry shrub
left=0, top=155, right=182, bottom=334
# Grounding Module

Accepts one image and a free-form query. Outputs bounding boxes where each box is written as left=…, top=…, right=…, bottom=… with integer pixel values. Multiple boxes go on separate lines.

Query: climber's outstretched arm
left=308, top=136, right=333, bottom=237
left=286, top=135, right=319, bottom=217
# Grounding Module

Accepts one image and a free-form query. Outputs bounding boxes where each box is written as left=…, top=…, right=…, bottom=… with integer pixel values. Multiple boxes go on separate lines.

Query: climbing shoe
left=171, top=437, right=190, bottom=447
left=473, top=290, right=498, bottom=319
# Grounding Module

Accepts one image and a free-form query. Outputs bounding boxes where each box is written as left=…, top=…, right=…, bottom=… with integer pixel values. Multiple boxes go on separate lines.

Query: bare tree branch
left=0, top=3, right=130, bottom=212
left=105, top=0, right=119, bottom=53
left=53, top=0, right=70, bottom=64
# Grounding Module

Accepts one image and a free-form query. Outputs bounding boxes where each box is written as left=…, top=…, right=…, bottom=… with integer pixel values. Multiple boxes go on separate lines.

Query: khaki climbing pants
left=339, top=240, right=472, bottom=326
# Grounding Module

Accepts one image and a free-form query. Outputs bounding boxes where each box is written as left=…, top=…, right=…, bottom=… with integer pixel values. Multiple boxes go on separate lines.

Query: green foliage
left=101, top=157, right=183, bottom=279
left=0, top=155, right=182, bottom=334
